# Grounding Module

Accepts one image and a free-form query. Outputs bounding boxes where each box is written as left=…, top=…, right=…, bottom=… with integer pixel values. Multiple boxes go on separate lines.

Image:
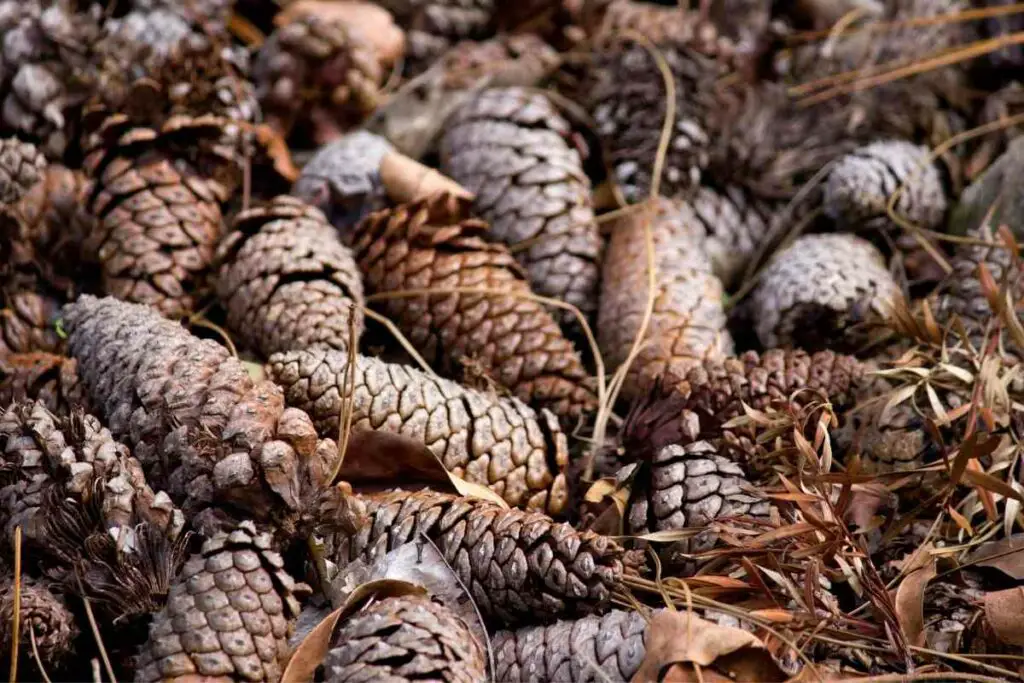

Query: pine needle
left=76, top=573, right=116, bottom=683
left=28, top=625, right=52, bottom=683
left=8, top=526, right=20, bottom=683
left=361, top=307, right=438, bottom=377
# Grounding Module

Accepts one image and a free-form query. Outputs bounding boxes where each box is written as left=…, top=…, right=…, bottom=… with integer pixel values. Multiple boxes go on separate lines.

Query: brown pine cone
left=746, top=234, right=900, bottom=350
left=0, top=289, right=62, bottom=355
left=268, top=347, right=569, bottom=514
left=135, top=521, right=306, bottom=683
left=320, top=593, right=486, bottom=683
left=62, top=295, right=337, bottom=537
left=253, top=11, right=383, bottom=140
left=351, top=193, right=597, bottom=423
left=0, top=574, right=78, bottom=671
left=80, top=114, right=232, bottom=318
left=492, top=609, right=649, bottom=683
left=325, top=489, right=632, bottom=626
left=598, top=198, right=732, bottom=400
left=0, top=352, right=90, bottom=416
left=0, top=400, right=183, bottom=549
left=0, top=137, right=45, bottom=204
left=215, top=196, right=364, bottom=358
left=378, top=0, right=496, bottom=74
left=440, top=87, right=602, bottom=322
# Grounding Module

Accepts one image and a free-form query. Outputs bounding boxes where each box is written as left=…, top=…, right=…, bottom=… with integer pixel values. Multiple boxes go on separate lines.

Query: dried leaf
left=631, top=611, right=786, bottom=683
left=892, top=548, right=937, bottom=647
left=962, top=467, right=1024, bottom=503
left=281, top=605, right=344, bottom=683
left=255, top=123, right=299, bottom=182
left=380, top=151, right=473, bottom=204
left=966, top=534, right=1024, bottom=580
left=879, top=384, right=919, bottom=424
left=983, top=587, right=1024, bottom=646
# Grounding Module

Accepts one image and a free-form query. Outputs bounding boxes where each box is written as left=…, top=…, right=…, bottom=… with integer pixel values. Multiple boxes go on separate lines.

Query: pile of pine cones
left=2, top=0, right=1024, bottom=680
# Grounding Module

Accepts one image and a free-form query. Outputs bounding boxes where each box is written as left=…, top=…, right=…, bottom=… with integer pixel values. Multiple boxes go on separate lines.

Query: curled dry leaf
left=276, top=0, right=405, bottom=64
left=983, top=587, right=1024, bottom=647
left=630, top=611, right=787, bottom=683
left=966, top=533, right=1024, bottom=581
left=892, top=545, right=937, bottom=648
left=379, top=151, right=473, bottom=204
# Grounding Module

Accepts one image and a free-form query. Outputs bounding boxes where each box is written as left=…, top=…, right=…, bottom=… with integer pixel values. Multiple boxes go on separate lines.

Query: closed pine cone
left=747, top=233, right=900, bottom=350
left=598, top=197, right=732, bottom=400
left=0, top=575, right=78, bottom=671
left=0, top=137, right=45, bottom=204
left=268, top=347, right=569, bottom=514
left=0, top=352, right=90, bottom=416
left=582, top=0, right=731, bottom=56
left=320, top=593, right=486, bottom=683
left=351, top=192, right=597, bottom=423
left=61, top=295, right=338, bottom=537
left=440, top=87, right=602, bottom=322
left=492, top=609, right=650, bottom=683
left=135, top=521, right=306, bottom=683
left=0, top=400, right=183, bottom=550
left=0, top=289, right=62, bottom=355
left=824, top=140, right=947, bottom=231
left=253, top=11, right=383, bottom=140
left=324, top=489, right=632, bottom=626
left=215, top=196, right=364, bottom=358
left=376, top=0, right=496, bottom=74
left=80, top=114, right=233, bottom=318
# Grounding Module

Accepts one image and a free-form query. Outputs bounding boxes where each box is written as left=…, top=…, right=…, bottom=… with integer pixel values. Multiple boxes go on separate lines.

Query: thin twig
left=8, top=526, right=21, bottom=683
left=788, top=3, right=1024, bottom=43
left=361, top=307, right=438, bottom=378
left=28, top=625, right=52, bottom=683
left=76, top=573, right=116, bottom=683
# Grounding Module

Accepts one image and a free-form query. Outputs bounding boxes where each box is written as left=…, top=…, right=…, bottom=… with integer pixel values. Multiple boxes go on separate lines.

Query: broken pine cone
left=0, top=137, right=45, bottom=204
left=0, top=574, right=79, bottom=672
left=598, top=197, right=733, bottom=401
left=136, top=521, right=306, bottom=683
left=0, top=289, right=62, bottom=356
left=824, top=140, right=947, bottom=232
left=0, top=352, right=90, bottom=416
left=320, top=592, right=486, bottom=683
left=268, top=347, right=569, bottom=514
left=215, top=196, right=365, bottom=358
left=61, top=295, right=339, bottom=538
left=493, top=608, right=650, bottom=683
left=746, top=233, right=900, bottom=351
left=80, top=113, right=234, bottom=318
left=440, top=86, right=602, bottom=323
left=325, top=489, right=632, bottom=627
left=351, top=192, right=597, bottom=424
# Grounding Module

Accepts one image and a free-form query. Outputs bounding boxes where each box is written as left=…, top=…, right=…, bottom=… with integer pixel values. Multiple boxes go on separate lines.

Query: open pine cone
left=0, top=352, right=90, bottom=417
left=0, top=574, right=79, bottom=672
left=0, top=289, right=62, bottom=356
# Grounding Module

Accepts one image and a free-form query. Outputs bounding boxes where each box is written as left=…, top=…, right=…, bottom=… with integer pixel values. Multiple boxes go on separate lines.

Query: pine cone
left=135, top=521, right=306, bottom=683
left=291, top=130, right=394, bottom=231
left=437, top=34, right=559, bottom=90
left=581, top=0, right=727, bottom=53
left=598, top=198, right=732, bottom=400
left=325, top=489, right=631, bottom=626
left=351, top=193, right=597, bottom=423
left=378, top=0, right=496, bottom=74
left=0, top=400, right=183, bottom=549
left=0, top=574, right=78, bottom=670
left=320, top=594, right=486, bottom=683
left=0, top=289, right=62, bottom=355
left=440, top=87, right=602, bottom=322
left=268, top=347, right=569, bottom=514
left=62, top=295, right=337, bottom=536
left=0, top=137, right=45, bottom=204
left=0, top=352, right=90, bottom=416
left=492, top=609, right=649, bottom=683
left=747, top=234, right=900, bottom=350
left=80, top=114, right=232, bottom=318
left=215, top=196, right=364, bottom=358
left=824, top=140, right=947, bottom=231
left=0, top=0, right=101, bottom=157
left=253, top=11, right=383, bottom=139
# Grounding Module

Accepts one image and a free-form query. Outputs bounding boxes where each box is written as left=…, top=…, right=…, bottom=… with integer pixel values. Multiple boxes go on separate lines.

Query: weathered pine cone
left=493, top=609, right=650, bottom=683
left=253, top=11, right=383, bottom=139
left=824, top=140, right=947, bottom=231
left=0, top=400, right=183, bottom=549
left=746, top=233, right=900, bottom=350
left=324, top=489, right=632, bottom=626
left=0, top=352, right=90, bottom=416
left=0, top=289, right=62, bottom=355
left=0, top=574, right=78, bottom=671
left=215, top=196, right=364, bottom=358
left=135, top=521, right=306, bottom=683
left=440, top=87, right=602, bottom=322
left=80, top=114, right=232, bottom=318
left=351, top=192, right=597, bottom=423
left=267, top=347, right=569, bottom=514
left=582, top=0, right=731, bottom=55
left=291, top=130, right=394, bottom=230
left=377, top=0, right=496, bottom=74
left=320, top=594, right=486, bottom=683
left=598, top=198, right=732, bottom=400
left=0, top=137, right=45, bottom=204
left=62, top=295, right=337, bottom=536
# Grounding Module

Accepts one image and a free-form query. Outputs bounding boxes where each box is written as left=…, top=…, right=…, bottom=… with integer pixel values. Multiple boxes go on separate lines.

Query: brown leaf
left=281, top=605, right=343, bottom=683
left=844, top=483, right=893, bottom=531
left=892, top=546, right=937, bottom=647
left=379, top=151, right=473, bottom=204
left=966, top=534, right=1024, bottom=580
left=254, top=124, right=299, bottom=182
left=277, top=1, right=405, bottom=64
left=630, top=611, right=786, bottom=683
left=983, top=587, right=1024, bottom=646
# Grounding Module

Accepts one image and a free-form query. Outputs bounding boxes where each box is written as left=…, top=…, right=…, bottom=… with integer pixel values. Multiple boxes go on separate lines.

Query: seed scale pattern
left=268, top=347, right=569, bottom=514
left=0, top=352, right=90, bottom=416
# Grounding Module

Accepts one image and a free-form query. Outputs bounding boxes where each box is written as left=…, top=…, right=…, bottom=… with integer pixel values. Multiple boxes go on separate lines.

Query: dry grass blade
left=75, top=573, right=116, bottom=683
left=328, top=311, right=359, bottom=486
left=27, top=624, right=52, bottom=683
left=361, top=307, right=437, bottom=377
left=8, top=526, right=20, bottom=683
